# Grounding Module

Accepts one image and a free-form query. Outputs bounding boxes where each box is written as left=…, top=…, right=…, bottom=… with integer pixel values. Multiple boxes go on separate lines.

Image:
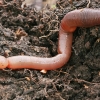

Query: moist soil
left=0, top=0, right=100, bottom=100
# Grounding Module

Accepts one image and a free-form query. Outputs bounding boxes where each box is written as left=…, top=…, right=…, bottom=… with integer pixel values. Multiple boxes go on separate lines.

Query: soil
left=0, top=0, right=100, bottom=100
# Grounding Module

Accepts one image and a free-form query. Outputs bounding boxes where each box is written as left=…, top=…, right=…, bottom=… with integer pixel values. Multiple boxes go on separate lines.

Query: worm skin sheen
left=7, top=28, right=73, bottom=70
left=1, top=8, right=100, bottom=70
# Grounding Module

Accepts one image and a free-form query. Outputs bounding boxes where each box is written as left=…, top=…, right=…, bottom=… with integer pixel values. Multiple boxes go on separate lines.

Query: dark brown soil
left=0, top=0, right=100, bottom=100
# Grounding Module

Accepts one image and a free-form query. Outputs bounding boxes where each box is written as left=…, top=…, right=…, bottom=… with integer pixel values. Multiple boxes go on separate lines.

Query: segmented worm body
left=0, top=8, right=100, bottom=70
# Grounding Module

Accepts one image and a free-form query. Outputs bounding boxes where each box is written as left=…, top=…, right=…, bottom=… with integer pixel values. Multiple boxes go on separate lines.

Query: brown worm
left=0, top=8, right=99, bottom=70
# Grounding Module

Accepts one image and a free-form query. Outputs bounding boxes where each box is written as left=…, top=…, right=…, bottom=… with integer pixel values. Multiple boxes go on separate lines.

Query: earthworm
left=0, top=8, right=100, bottom=70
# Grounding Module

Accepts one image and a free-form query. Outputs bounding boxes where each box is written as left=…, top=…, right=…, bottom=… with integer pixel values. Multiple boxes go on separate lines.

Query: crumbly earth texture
left=0, top=0, right=100, bottom=100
